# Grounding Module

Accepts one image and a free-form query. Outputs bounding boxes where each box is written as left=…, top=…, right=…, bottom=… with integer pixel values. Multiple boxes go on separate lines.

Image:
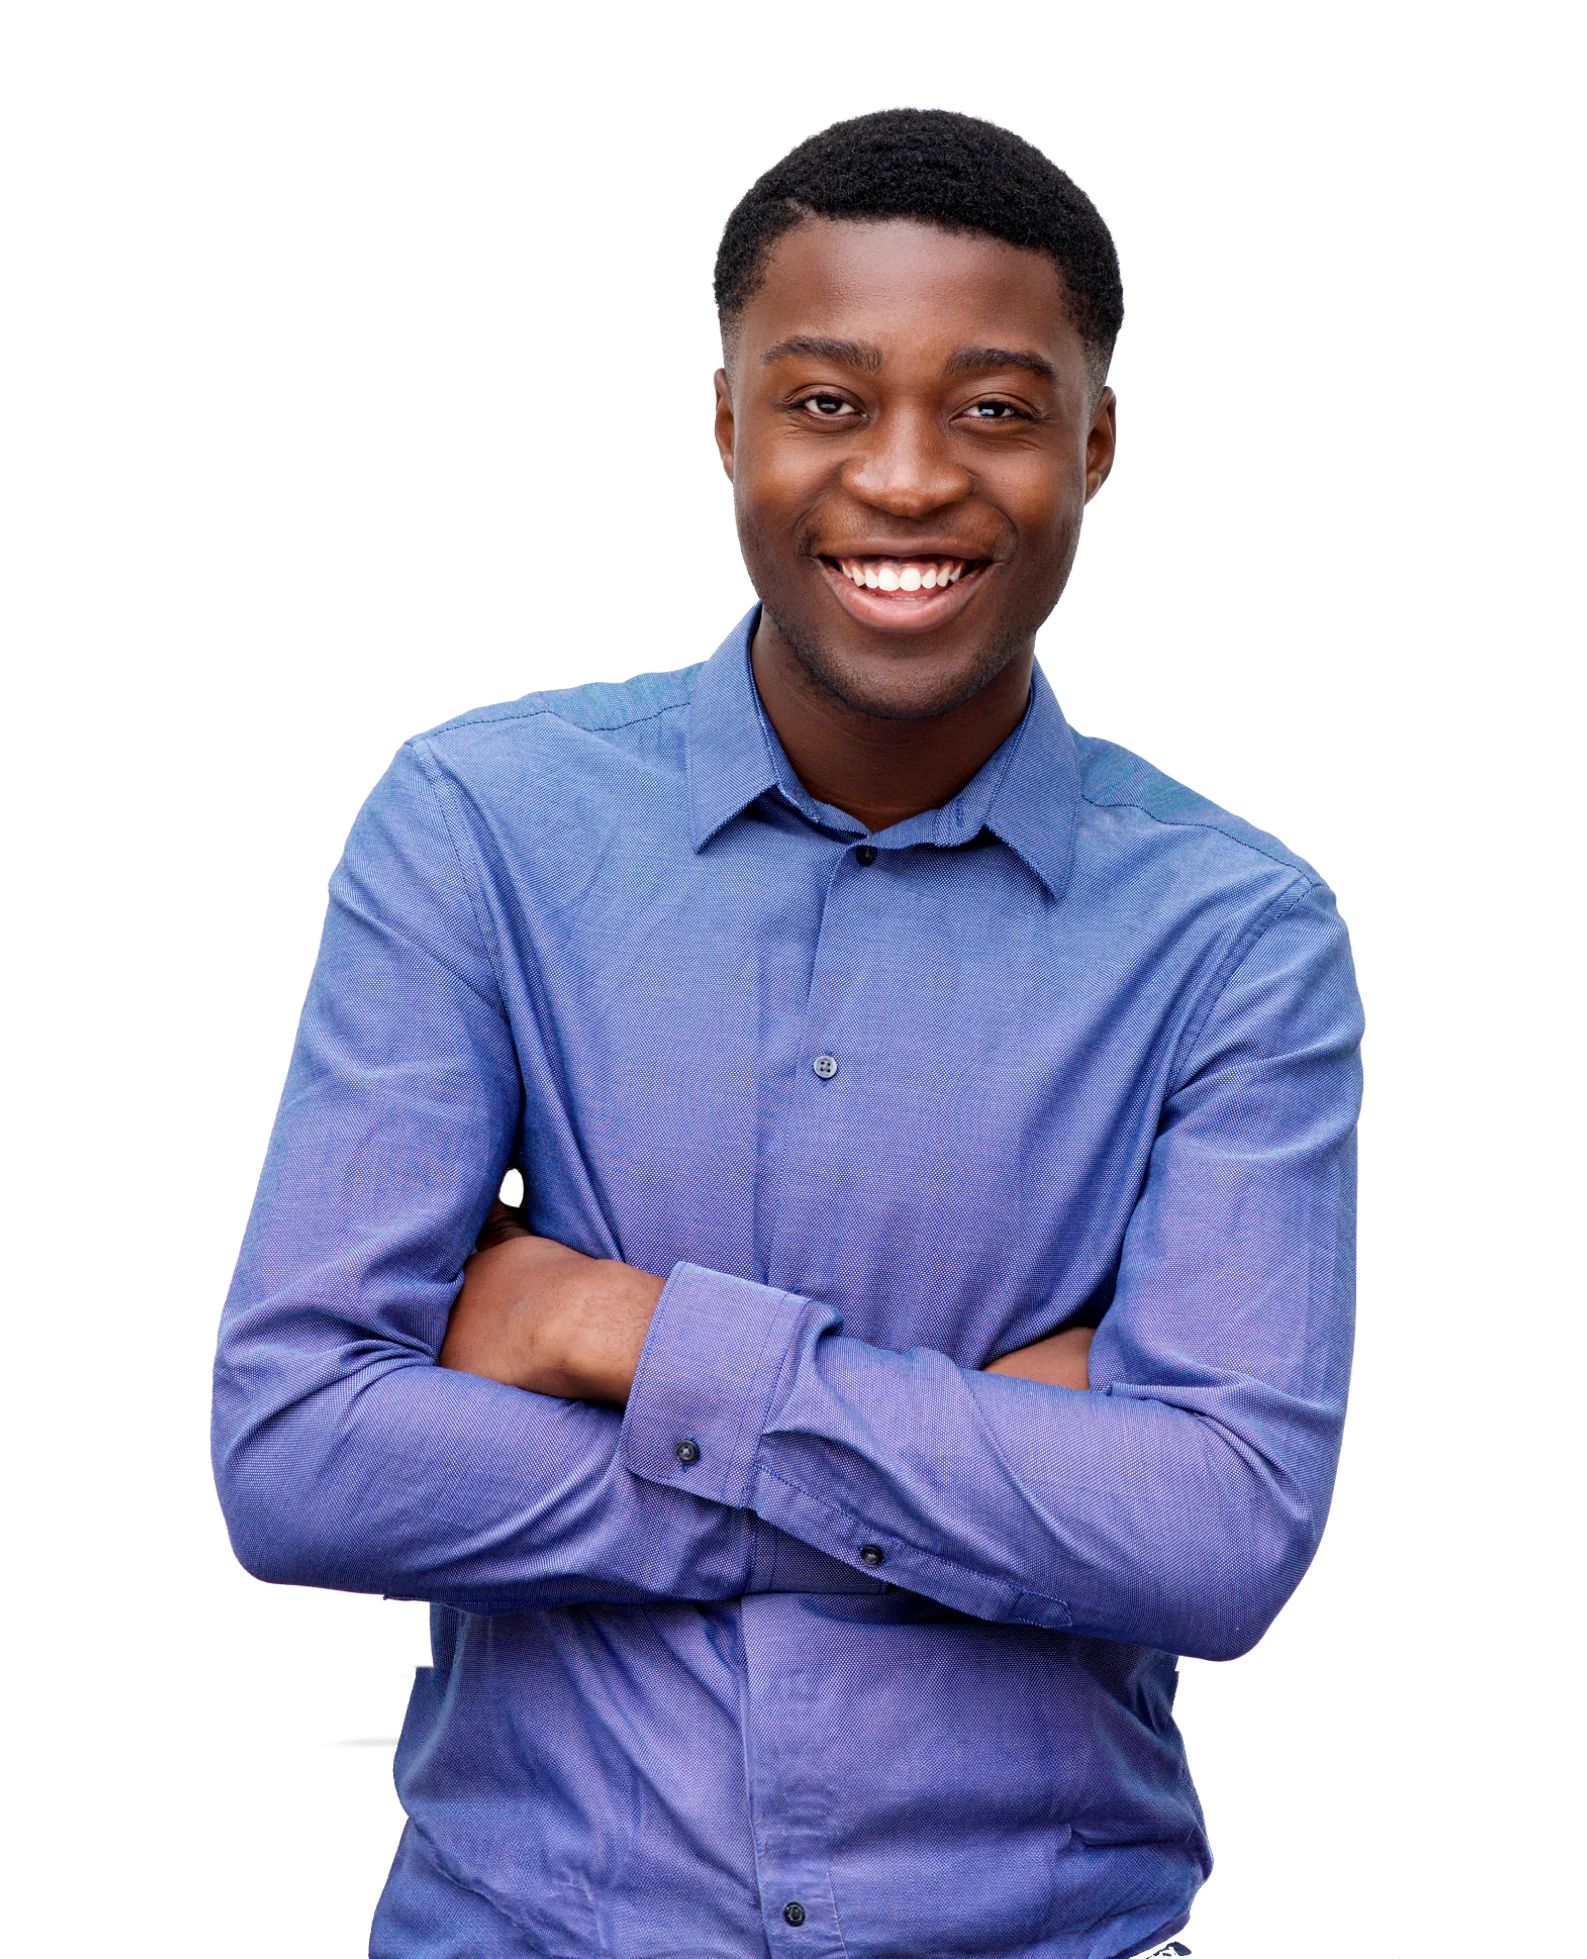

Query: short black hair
left=715, top=108, right=1123, bottom=386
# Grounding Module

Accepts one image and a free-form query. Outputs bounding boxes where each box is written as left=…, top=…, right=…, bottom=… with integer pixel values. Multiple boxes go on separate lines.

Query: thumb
left=476, top=1167, right=532, bottom=1245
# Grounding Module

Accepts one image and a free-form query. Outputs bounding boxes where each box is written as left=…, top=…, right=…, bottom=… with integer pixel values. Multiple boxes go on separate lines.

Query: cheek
left=752, top=456, right=817, bottom=515
left=1006, top=464, right=1086, bottom=570
left=735, top=446, right=829, bottom=557
left=1023, top=498, right=1068, bottom=551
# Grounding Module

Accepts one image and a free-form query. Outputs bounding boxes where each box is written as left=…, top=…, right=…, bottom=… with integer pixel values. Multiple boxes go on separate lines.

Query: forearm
left=425, top=1229, right=1090, bottom=1615
left=614, top=1265, right=1336, bottom=1660
left=216, top=1183, right=754, bottom=1612
left=213, top=1333, right=753, bottom=1610
left=437, top=1210, right=1092, bottom=1404
left=984, top=1321, right=1093, bottom=1389
left=436, top=1210, right=666, bottom=1403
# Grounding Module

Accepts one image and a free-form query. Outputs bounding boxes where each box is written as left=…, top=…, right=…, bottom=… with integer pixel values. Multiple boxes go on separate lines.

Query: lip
left=814, top=554, right=992, bottom=634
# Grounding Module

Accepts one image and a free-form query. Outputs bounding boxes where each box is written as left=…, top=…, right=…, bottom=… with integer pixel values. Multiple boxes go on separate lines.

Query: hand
left=984, top=1323, right=1093, bottom=1390
left=439, top=1202, right=665, bottom=1404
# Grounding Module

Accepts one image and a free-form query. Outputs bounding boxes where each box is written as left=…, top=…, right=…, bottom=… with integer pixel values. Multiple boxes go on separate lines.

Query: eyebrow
left=944, top=346, right=1058, bottom=384
left=759, top=336, right=1057, bottom=385
left=761, top=336, right=883, bottom=371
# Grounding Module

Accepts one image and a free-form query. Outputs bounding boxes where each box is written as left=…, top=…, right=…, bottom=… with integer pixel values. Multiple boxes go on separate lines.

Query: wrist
left=557, top=1260, right=666, bottom=1405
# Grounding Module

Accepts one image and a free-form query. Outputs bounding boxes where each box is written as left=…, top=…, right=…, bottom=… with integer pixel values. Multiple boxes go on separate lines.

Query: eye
left=961, top=399, right=1030, bottom=422
left=797, top=392, right=860, bottom=420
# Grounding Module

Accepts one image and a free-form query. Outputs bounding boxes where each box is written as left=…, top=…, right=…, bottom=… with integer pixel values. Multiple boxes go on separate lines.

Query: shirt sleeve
left=619, top=878, right=1362, bottom=1661
left=211, top=739, right=754, bottom=1612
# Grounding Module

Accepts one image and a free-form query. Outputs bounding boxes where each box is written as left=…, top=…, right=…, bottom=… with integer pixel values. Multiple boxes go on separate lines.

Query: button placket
left=740, top=1596, right=853, bottom=1959
left=762, top=845, right=869, bottom=1293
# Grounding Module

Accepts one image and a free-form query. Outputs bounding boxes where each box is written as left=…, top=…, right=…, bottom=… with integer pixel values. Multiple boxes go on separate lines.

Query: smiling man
left=214, top=110, right=1363, bottom=1959
left=713, top=212, right=1111, bottom=837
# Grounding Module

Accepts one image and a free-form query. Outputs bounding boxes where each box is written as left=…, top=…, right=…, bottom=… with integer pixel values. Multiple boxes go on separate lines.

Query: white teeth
left=835, top=556, right=971, bottom=591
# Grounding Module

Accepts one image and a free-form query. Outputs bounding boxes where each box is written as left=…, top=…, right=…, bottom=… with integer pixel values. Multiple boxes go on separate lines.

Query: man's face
left=715, top=217, right=1116, bottom=721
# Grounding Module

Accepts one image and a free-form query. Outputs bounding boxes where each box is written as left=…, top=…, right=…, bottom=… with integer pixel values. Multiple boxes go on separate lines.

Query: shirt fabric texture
left=213, top=609, right=1364, bottom=1959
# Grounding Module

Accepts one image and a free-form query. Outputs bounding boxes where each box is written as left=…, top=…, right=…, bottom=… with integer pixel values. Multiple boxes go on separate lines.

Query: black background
left=176, top=84, right=1567, bottom=1951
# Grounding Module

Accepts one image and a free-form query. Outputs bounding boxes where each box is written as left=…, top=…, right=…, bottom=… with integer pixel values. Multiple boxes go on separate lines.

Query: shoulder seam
left=422, top=693, right=694, bottom=741
left=1079, top=788, right=1309, bottom=879
left=405, top=736, right=512, bottom=1018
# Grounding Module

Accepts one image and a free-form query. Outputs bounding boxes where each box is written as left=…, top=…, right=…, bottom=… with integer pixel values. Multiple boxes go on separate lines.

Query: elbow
left=212, top=1349, right=449, bottom=1596
left=213, top=1432, right=330, bottom=1590
left=1175, top=1501, right=1325, bottom=1663
left=211, top=1391, right=374, bottom=1593
left=216, top=1462, right=387, bottom=1594
left=1184, top=1613, right=1278, bottom=1667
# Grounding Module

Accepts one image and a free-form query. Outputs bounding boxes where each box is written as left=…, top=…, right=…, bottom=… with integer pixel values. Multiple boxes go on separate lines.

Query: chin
left=777, top=612, right=1020, bottom=723
left=826, top=665, right=999, bottom=722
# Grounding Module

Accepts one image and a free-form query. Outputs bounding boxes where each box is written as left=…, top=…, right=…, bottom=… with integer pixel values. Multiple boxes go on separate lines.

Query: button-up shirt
left=214, top=610, right=1363, bottom=1959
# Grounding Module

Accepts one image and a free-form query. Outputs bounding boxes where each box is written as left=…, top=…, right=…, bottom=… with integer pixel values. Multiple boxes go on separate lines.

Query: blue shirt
left=214, top=610, right=1362, bottom=1959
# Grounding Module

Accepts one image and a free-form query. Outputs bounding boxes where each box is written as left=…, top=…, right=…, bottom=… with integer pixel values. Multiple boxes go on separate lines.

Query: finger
left=475, top=1198, right=532, bottom=1252
left=472, top=1167, right=536, bottom=1245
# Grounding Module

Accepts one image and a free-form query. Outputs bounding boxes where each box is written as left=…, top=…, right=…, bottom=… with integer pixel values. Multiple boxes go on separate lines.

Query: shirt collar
left=686, top=606, right=1080, bottom=901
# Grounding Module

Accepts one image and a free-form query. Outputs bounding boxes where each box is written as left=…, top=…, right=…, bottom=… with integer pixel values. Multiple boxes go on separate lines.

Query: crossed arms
left=441, top=1199, right=1095, bottom=1404
left=212, top=744, right=1362, bottom=1661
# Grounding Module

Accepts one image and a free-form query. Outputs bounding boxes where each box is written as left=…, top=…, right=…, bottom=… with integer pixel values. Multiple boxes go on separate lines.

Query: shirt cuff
left=620, top=1263, right=813, bottom=1508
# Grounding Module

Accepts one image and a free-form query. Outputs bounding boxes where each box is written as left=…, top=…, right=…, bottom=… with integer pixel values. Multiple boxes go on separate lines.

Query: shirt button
left=860, top=1544, right=885, bottom=1567
left=782, top=1902, right=807, bottom=1926
left=812, top=1054, right=839, bottom=1080
left=855, top=844, right=877, bottom=866
left=674, top=1438, right=701, bottom=1466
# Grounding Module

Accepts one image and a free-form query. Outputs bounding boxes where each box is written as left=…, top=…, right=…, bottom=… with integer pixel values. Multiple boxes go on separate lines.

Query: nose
left=841, top=403, right=971, bottom=518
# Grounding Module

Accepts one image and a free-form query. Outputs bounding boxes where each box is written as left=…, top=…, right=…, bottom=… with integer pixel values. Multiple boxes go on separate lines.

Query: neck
left=749, top=617, right=1034, bottom=833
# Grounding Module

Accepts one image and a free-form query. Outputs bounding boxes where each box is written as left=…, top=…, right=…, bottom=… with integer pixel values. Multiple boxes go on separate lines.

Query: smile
left=814, top=553, right=991, bottom=632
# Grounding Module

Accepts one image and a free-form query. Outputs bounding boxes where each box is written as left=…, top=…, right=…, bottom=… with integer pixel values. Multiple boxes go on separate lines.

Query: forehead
left=736, top=216, right=1079, bottom=367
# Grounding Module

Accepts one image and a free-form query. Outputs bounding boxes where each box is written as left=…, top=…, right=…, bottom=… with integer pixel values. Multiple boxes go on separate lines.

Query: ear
left=713, top=368, right=736, bottom=483
left=1084, top=386, right=1117, bottom=503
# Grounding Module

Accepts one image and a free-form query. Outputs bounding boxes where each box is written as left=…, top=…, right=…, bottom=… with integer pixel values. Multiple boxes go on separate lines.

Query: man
left=214, top=108, right=1363, bottom=1959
